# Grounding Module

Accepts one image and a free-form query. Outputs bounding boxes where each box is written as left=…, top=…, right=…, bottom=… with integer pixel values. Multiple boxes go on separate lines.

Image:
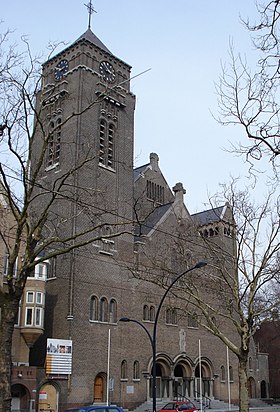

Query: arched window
left=150, top=306, right=155, bottom=321
left=47, top=118, right=61, bottom=167
left=166, top=308, right=177, bottom=325
left=172, top=309, right=177, bottom=325
left=249, top=357, right=253, bottom=370
left=121, top=360, right=127, bottom=380
left=188, top=312, right=198, bottom=328
left=133, top=360, right=140, bottom=380
left=221, top=365, right=225, bottom=381
left=166, top=308, right=171, bottom=324
left=143, top=305, right=149, bottom=321
left=99, top=297, right=108, bottom=322
left=99, top=119, right=115, bottom=168
left=229, top=365, right=233, bottom=381
left=109, top=299, right=117, bottom=323
left=98, top=225, right=115, bottom=255
left=90, top=296, right=98, bottom=321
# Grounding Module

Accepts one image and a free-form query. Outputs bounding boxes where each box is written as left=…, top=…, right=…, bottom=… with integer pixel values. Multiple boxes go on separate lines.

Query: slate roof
left=133, top=163, right=150, bottom=181
left=75, top=29, right=112, bottom=54
left=45, top=28, right=130, bottom=68
left=191, top=206, right=226, bottom=226
left=135, top=203, right=173, bottom=237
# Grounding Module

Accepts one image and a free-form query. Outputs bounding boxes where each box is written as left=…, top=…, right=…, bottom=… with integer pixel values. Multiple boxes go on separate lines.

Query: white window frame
left=36, top=292, right=44, bottom=305
left=25, top=307, right=33, bottom=326
left=35, top=307, right=43, bottom=327
left=26, top=291, right=34, bottom=304
left=35, top=262, right=47, bottom=280
left=32, top=259, right=50, bottom=280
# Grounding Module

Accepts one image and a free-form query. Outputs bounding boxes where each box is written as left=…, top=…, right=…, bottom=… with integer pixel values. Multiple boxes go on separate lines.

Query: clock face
left=99, top=61, right=116, bottom=83
left=54, top=59, right=69, bottom=81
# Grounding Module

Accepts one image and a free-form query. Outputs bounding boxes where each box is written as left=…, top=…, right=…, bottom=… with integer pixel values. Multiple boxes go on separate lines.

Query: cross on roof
left=84, top=1, right=97, bottom=30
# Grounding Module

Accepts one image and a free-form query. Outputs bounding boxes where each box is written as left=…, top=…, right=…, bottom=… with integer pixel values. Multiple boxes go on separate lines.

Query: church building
left=6, top=6, right=269, bottom=412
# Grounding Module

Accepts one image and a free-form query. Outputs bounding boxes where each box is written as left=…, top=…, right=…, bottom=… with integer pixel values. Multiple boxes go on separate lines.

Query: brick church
left=4, top=6, right=269, bottom=412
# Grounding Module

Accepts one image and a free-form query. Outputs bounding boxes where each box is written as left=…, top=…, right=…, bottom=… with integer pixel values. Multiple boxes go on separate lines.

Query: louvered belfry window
left=47, top=118, right=61, bottom=167
left=99, top=119, right=115, bottom=169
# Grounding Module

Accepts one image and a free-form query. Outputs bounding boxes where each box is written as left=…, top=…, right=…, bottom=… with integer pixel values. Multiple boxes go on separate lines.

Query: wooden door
left=94, top=376, right=104, bottom=402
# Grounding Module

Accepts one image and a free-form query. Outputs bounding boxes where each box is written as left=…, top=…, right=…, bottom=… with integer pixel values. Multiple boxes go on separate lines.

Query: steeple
left=79, top=1, right=112, bottom=54
left=74, top=28, right=112, bottom=55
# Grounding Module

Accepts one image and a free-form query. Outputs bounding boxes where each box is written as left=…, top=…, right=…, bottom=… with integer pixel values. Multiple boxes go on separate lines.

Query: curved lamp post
left=119, top=260, right=207, bottom=412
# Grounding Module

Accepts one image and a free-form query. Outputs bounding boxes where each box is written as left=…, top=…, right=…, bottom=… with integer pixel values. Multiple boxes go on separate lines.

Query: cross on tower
left=84, top=1, right=97, bottom=30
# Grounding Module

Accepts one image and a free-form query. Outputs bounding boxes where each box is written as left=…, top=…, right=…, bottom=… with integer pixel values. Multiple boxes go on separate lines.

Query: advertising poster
left=46, top=338, right=72, bottom=375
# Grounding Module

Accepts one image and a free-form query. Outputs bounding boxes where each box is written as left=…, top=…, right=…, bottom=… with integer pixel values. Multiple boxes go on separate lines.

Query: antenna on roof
left=84, top=0, right=97, bottom=30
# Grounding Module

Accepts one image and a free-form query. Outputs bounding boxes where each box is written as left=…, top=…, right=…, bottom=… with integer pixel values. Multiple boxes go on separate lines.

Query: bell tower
left=30, top=6, right=138, bottom=407
left=35, top=5, right=136, bottom=238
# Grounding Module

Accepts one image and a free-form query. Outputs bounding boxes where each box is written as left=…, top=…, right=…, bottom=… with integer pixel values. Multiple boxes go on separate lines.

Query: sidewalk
left=208, top=407, right=280, bottom=412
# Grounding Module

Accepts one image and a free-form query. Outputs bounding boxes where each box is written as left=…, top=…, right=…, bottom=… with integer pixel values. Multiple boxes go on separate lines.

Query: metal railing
left=174, top=391, right=211, bottom=409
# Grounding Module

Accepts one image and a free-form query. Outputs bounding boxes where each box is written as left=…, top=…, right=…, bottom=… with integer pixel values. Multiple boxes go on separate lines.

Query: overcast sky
left=2, top=0, right=267, bottom=212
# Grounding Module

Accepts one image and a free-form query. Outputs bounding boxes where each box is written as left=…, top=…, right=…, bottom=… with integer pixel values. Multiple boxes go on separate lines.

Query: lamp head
left=119, top=317, right=131, bottom=322
left=195, top=261, right=207, bottom=268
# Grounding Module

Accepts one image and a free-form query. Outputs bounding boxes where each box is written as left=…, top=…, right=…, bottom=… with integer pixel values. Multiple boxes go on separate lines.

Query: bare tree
left=216, top=0, right=280, bottom=172
left=0, top=30, right=133, bottom=412
left=134, top=180, right=280, bottom=412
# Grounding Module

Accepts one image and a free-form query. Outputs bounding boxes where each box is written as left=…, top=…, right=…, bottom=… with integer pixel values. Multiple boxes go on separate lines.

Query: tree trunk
left=0, top=296, right=19, bottom=412
left=238, top=355, right=249, bottom=412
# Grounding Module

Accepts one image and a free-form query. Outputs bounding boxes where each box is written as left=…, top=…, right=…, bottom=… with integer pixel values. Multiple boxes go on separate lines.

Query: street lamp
left=119, top=261, right=207, bottom=412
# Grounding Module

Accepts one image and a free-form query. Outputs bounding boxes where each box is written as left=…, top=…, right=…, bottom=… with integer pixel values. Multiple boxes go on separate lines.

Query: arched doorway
left=11, top=384, right=30, bottom=412
left=173, top=361, right=193, bottom=399
left=174, top=364, right=184, bottom=399
left=247, top=377, right=256, bottom=398
left=149, top=359, right=172, bottom=400
left=155, top=363, right=163, bottom=398
left=94, top=374, right=106, bottom=403
left=260, top=380, right=267, bottom=398
left=194, top=361, right=212, bottom=398
left=38, top=383, right=59, bottom=412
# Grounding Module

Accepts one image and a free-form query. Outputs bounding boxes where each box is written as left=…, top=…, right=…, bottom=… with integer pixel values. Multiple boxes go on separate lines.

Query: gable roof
left=135, top=203, right=173, bottom=237
left=191, top=205, right=228, bottom=226
left=136, top=203, right=232, bottom=240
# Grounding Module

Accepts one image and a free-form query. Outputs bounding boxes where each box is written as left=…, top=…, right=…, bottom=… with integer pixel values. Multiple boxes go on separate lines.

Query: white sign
left=126, top=386, right=134, bottom=394
left=39, top=392, right=47, bottom=400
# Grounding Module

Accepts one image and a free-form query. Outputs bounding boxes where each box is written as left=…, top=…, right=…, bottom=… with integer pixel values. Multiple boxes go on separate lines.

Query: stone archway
left=11, top=384, right=31, bottom=412
left=149, top=356, right=172, bottom=400
left=247, top=377, right=256, bottom=398
left=38, top=383, right=59, bottom=412
left=173, top=359, right=193, bottom=399
left=194, top=359, right=213, bottom=398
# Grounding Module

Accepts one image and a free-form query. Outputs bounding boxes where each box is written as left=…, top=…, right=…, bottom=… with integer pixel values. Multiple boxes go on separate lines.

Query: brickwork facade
left=6, top=25, right=269, bottom=412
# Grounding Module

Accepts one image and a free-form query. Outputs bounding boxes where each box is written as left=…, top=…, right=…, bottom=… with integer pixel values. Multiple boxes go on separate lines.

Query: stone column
left=210, top=379, right=214, bottom=398
left=190, top=378, right=195, bottom=398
